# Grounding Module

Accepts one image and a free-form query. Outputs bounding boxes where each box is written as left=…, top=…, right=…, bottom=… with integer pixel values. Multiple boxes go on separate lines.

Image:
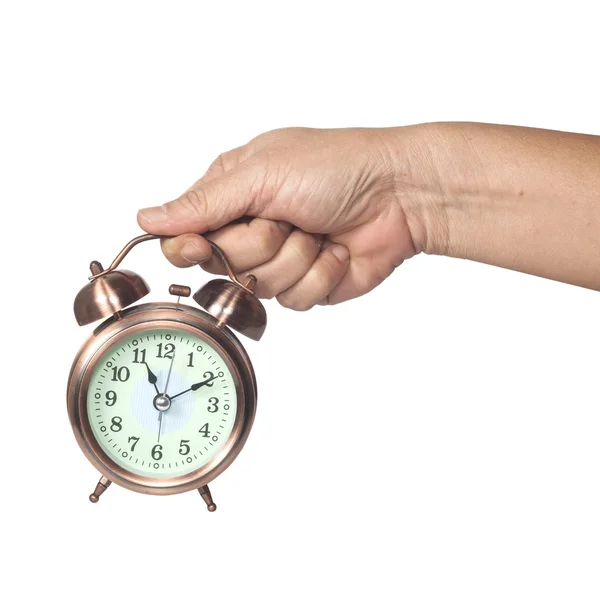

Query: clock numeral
left=128, top=436, right=140, bottom=452
left=105, top=390, right=117, bottom=406
left=156, top=343, right=175, bottom=359
left=207, top=397, right=219, bottom=413
left=151, top=444, right=163, bottom=460
left=132, top=348, right=146, bottom=364
left=199, top=423, right=210, bottom=437
left=202, top=371, right=215, bottom=387
left=110, top=416, right=123, bottom=432
left=179, top=440, right=191, bottom=456
left=111, top=366, right=130, bottom=382
left=187, top=352, right=194, bottom=367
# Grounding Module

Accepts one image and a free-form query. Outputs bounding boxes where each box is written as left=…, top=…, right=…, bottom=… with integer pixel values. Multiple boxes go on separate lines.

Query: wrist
left=386, top=122, right=600, bottom=291
left=384, top=122, right=496, bottom=258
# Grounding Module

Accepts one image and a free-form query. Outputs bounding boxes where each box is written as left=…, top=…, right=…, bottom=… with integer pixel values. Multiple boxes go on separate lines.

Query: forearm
left=396, top=122, right=600, bottom=290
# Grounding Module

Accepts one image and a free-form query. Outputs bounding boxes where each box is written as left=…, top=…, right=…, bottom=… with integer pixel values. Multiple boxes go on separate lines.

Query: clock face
left=87, top=328, right=238, bottom=479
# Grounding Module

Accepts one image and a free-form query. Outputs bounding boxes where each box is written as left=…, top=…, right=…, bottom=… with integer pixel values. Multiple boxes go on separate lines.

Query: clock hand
left=163, top=349, right=176, bottom=396
left=157, top=411, right=163, bottom=444
left=143, top=361, right=160, bottom=395
left=157, top=349, right=176, bottom=439
left=169, top=373, right=219, bottom=401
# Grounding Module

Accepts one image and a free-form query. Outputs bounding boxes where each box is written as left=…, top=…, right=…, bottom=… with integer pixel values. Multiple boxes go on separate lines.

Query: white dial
left=87, top=328, right=237, bottom=478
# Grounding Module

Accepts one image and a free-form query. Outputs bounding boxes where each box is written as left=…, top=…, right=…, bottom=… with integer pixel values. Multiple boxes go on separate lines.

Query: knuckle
left=257, top=280, right=277, bottom=300
left=303, top=232, right=324, bottom=257
left=286, top=231, right=320, bottom=265
left=253, top=128, right=287, bottom=144
left=215, top=150, right=235, bottom=172
left=275, top=293, right=292, bottom=309
left=253, top=220, right=282, bottom=262
left=254, top=236, right=273, bottom=264
left=313, top=262, right=334, bottom=291
left=251, top=127, right=307, bottom=150
left=179, top=188, right=207, bottom=218
left=206, top=154, right=226, bottom=175
left=207, top=146, right=247, bottom=176
left=276, top=291, right=311, bottom=312
left=258, top=287, right=276, bottom=301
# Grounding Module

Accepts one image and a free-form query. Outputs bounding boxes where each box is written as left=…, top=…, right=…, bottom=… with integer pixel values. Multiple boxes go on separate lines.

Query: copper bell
left=193, top=276, right=267, bottom=341
left=73, top=234, right=267, bottom=337
left=74, top=261, right=150, bottom=326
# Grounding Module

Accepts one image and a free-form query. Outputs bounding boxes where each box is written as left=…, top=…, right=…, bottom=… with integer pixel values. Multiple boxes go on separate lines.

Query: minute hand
left=170, top=375, right=219, bottom=401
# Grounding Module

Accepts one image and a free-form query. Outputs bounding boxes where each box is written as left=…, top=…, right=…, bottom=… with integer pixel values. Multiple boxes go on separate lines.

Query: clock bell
left=73, top=233, right=266, bottom=340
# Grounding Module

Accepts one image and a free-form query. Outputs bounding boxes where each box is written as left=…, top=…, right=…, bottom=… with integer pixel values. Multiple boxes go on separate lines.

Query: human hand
left=137, top=127, right=429, bottom=309
left=138, top=123, right=600, bottom=306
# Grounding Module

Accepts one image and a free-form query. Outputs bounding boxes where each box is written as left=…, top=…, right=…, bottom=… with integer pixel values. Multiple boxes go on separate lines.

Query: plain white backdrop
left=1, top=1, right=599, bottom=598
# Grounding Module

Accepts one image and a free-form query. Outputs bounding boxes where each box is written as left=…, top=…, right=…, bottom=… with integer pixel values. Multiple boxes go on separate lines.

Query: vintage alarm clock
left=67, top=233, right=265, bottom=511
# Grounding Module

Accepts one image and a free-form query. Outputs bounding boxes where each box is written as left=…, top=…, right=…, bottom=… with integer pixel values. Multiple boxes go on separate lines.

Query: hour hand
left=191, top=373, right=218, bottom=391
left=144, top=362, right=160, bottom=394
left=170, top=373, right=218, bottom=401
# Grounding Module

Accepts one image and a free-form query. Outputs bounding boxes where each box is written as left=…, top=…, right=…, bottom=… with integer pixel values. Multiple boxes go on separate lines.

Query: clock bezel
left=67, top=302, right=257, bottom=496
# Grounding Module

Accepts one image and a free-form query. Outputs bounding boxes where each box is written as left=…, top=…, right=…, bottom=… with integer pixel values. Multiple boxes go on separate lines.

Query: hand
left=137, top=124, right=600, bottom=306
left=137, top=127, right=431, bottom=309
left=170, top=372, right=218, bottom=402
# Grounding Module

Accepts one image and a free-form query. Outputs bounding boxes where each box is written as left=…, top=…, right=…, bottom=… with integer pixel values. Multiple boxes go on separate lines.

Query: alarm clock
left=67, top=234, right=266, bottom=511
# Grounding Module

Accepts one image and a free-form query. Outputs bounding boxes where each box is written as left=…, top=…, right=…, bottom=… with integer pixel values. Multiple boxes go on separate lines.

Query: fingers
left=158, top=224, right=350, bottom=312
left=239, top=229, right=324, bottom=299
left=276, top=245, right=350, bottom=311
left=137, top=159, right=264, bottom=236
left=203, top=218, right=293, bottom=273
left=160, top=234, right=212, bottom=268
left=160, top=218, right=293, bottom=273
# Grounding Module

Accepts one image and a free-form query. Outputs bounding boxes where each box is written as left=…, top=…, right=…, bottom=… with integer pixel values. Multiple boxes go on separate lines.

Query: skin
left=137, top=124, right=600, bottom=310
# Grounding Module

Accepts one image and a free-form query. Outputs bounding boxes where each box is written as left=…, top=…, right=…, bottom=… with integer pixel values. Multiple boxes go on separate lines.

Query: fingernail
left=137, top=205, right=168, bottom=224
left=330, top=245, right=349, bottom=262
left=181, top=242, right=210, bottom=264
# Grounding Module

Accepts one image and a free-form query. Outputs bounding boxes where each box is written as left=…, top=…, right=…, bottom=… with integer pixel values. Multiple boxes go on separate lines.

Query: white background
left=1, top=1, right=599, bottom=598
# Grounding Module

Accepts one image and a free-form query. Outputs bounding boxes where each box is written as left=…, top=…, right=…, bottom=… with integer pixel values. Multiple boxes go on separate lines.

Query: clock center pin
left=153, top=394, right=171, bottom=412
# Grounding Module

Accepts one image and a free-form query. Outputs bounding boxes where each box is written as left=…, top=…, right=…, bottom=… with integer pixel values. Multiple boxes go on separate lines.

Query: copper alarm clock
left=67, top=234, right=266, bottom=511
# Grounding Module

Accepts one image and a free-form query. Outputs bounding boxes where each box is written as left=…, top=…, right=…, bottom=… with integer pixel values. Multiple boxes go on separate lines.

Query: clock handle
left=87, top=233, right=253, bottom=291
left=75, top=233, right=263, bottom=331
left=87, top=233, right=160, bottom=279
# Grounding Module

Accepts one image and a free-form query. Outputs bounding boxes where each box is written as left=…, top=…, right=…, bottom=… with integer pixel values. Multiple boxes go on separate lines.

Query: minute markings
left=89, top=330, right=236, bottom=477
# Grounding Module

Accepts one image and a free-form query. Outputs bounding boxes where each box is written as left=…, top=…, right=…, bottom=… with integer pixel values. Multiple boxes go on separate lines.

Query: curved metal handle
left=88, top=234, right=254, bottom=293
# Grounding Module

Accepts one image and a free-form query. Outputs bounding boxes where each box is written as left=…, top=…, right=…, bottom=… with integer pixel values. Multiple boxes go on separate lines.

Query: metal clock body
left=67, top=235, right=266, bottom=511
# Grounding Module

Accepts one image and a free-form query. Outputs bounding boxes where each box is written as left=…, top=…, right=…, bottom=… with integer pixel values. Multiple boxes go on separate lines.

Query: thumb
left=137, top=167, right=258, bottom=236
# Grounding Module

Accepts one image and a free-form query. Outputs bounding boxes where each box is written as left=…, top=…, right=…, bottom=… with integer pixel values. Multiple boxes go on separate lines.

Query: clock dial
left=87, top=328, right=238, bottom=478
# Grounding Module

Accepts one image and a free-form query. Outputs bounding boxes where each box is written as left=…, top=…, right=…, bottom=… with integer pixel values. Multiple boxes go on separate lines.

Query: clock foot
left=198, top=485, right=217, bottom=512
left=89, top=476, right=112, bottom=503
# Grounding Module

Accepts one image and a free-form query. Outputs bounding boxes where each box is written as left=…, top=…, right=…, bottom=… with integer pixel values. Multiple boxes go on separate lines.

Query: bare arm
left=400, top=123, right=600, bottom=289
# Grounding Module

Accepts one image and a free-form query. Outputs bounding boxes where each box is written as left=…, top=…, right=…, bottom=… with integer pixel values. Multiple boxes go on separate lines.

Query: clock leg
left=89, top=476, right=112, bottom=503
left=198, top=485, right=217, bottom=512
